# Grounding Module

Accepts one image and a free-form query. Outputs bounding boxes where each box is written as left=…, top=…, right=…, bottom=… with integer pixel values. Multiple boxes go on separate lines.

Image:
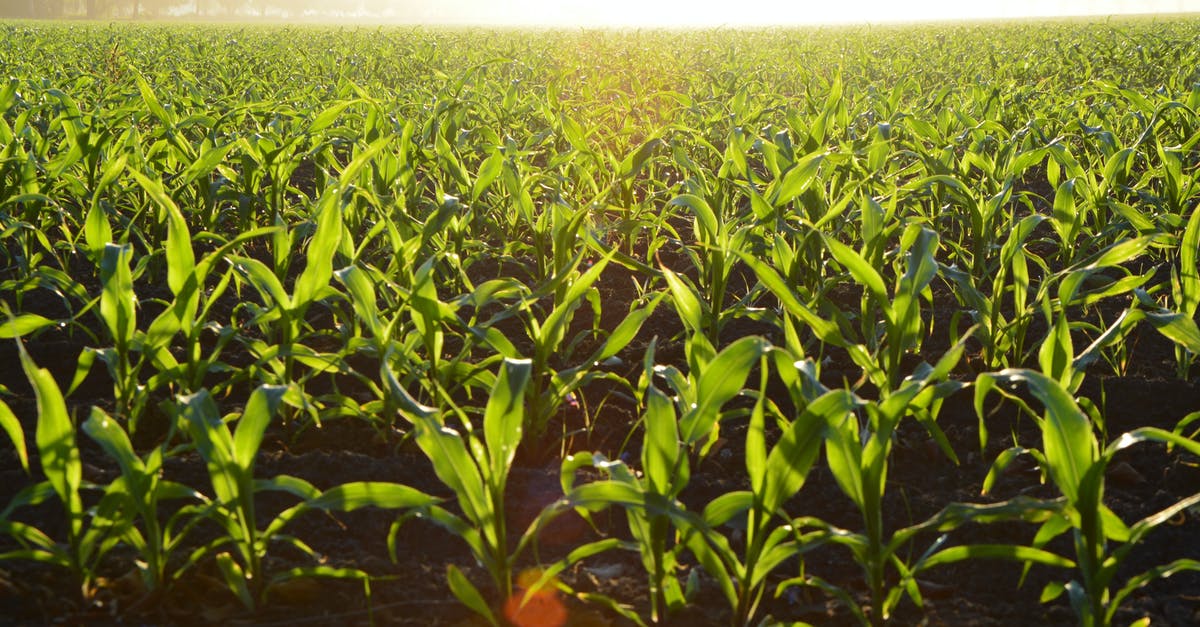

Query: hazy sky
left=393, top=0, right=1198, bottom=26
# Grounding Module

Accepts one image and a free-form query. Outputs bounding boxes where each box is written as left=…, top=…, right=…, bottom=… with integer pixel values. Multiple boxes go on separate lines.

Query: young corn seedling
left=824, top=224, right=941, bottom=390
left=480, top=248, right=662, bottom=439
left=180, top=385, right=305, bottom=609
left=177, top=384, right=428, bottom=609
left=82, top=407, right=208, bottom=597
left=1138, top=204, right=1200, bottom=378
left=130, top=172, right=280, bottom=396
left=900, top=172, right=1010, bottom=285
left=226, top=188, right=346, bottom=420
left=0, top=342, right=132, bottom=602
left=388, top=358, right=535, bottom=626
left=684, top=354, right=851, bottom=627
left=783, top=335, right=1067, bottom=626
left=801, top=345, right=962, bottom=626
left=557, top=384, right=694, bottom=624
left=664, top=193, right=756, bottom=347
left=976, top=369, right=1200, bottom=627
left=941, top=214, right=1045, bottom=369
left=553, top=336, right=768, bottom=623
left=94, top=242, right=146, bottom=427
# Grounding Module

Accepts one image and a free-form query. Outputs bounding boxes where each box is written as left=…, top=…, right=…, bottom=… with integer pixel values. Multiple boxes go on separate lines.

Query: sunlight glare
left=381, top=0, right=1198, bottom=27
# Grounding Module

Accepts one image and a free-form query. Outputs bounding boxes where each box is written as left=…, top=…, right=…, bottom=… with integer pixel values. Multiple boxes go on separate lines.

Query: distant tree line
left=0, top=0, right=415, bottom=19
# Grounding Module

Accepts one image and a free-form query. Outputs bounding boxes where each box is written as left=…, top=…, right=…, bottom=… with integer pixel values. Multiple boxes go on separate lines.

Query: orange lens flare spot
left=503, top=569, right=567, bottom=627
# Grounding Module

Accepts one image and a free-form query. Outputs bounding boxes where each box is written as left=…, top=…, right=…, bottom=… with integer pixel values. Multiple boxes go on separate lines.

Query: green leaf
left=413, top=420, right=488, bottom=526
left=180, top=390, right=239, bottom=505
left=293, top=191, right=344, bottom=309
left=541, top=252, right=612, bottom=346
left=0, top=313, right=55, bottom=339
left=824, top=407, right=864, bottom=510
left=307, top=99, right=361, bottom=134
left=594, top=294, right=663, bottom=362
left=1108, top=427, right=1200, bottom=462
left=0, top=400, right=28, bottom=473
left=762, top=390, right=852, bottom=514
left=84, top=186, right=115, bottom=260
left=334, top=264, right=383, bottom=338
left=737, top=251, right=844, bottom=346
left=1111, top=559, right=1200, bottom=624
left=669, top=193, right=719, bottom=244
left=618, top=138, right=663, bottom=180
left=642, top=385, right=684, bottom=496
left=229, top=255, right=292, bottom=310
left=745, top=374, right=767, bottom=495
left=232, top=385, right=288, bottom=471
left=178, top=142, right=236, bottom=187
left=989, top=370, right=1098, bottom=503
left=307, top=482, right=439, bottom=512
left=1179, top=204, right=1200, bottom=316
left=471, top=149, right=505, bottom=203
left=215, top=552, right=255, bottom=610
left=1038, top=315, right=1074, bottom=386
left=701, top=491, right=752, bottom=527
left=99, top=243, right=136, bottom=348
left=82, top=407, right=143, bottom=481
left=1074, top=236, right=1156, bottom=273
left=483, top=358, right=532, bottom=475
left=662, top=266, right=703, bottom=335
left=337, top=136, right=392, bottom=187
left=1041, top=581, right=1066, bottom=603
left=134, top=172, right=195, bottom=296
left=20, top=343, right=81, bottom=524
left=1052, top=178, right=1078, bottom=240
left=1145, top=310, right=1200, bottom=354
left=696, top=336, right=762, bottom=408
left=826, top=236, right=888, bottom=305
left=771, top=150, right=825, bottom=207
left=920, top=544, right=1074, bottom=570
left=132, top=69, right=173, bottom=127
left=447, top=564, right=498, bottom=626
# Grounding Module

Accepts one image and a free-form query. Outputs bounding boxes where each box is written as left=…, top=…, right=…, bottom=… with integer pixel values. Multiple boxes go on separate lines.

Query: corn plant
left=824, top=224, right=941, bottom=390
left=178, top=385, right=415, bottom=609
left=0, top=342, right=131, bottom=602
left=129, top=172, right=280, bottom=397
left=785, top=341, right=1070, bottom=626
left=941, top=214, right=1046, bottom=369
left=482, top=251, right=663, bottom=438
left=683, top=357, right=849, bottom=627
left=228, top=187, right=343, bottom=389
left=553, top=336, right=767, bottom=623
left=388, top=358, right=535, bottom=626
left=803, top=347, right=961, bottom=625
left=663, top=193, right=756, bottom=347
left=557, top=387, right=693, bottom=624
left=976, top=369, right=1200, bottom=627
left=1139, top=204, right=1200, bottom=378
left=82, top=407, right=207, bottom=596
left=94, top=242, right=145, bottom=425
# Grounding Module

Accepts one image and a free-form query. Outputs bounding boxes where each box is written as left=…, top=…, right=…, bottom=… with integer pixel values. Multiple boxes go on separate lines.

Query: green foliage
left=1, top=17, right=1200, bottom=626
left=392, top=358, right=537, bottom=625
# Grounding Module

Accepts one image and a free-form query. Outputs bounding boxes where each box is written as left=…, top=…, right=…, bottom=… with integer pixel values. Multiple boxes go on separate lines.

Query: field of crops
left=1, top=17, right=1199, bottom=626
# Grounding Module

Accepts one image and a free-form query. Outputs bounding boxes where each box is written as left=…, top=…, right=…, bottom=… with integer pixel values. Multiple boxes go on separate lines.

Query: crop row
left=0, top=19, right=1198, bottom=626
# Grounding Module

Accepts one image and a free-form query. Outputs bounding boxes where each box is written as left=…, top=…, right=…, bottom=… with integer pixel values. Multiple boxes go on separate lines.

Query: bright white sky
left=387, top=0, right=1197, bottom=26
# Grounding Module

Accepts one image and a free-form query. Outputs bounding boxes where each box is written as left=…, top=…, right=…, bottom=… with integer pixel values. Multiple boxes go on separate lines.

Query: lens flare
left=502, top=569, right=567, bottom=627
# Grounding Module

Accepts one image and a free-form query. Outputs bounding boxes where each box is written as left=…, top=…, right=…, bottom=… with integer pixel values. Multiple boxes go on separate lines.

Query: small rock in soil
left=1107, top=461, right=1146, bottom=487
